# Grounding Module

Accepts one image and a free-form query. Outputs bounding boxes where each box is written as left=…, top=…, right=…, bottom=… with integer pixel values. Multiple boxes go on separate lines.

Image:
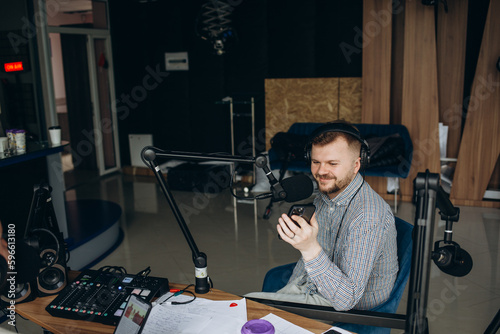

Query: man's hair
left=311, top=120, right=362, bottom=156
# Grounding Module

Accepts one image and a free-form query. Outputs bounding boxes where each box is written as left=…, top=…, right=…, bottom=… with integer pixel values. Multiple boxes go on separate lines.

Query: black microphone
left=259, top=173, right=314, bottom=203
left=255, top=155, right=314, bottom=203
left=279, top=174, right=314, bottom=202
left=432, top=241, right=473, bottom=277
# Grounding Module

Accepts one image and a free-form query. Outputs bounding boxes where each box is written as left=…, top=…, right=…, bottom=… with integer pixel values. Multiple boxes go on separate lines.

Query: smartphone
left=113, top=294, right=152, bottom=334
left=288, top=203, right=316, bottom=226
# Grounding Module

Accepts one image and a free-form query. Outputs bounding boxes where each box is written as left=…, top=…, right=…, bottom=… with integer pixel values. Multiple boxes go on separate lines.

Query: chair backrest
left=371, top=216, right=413, bottom=313
left=337, top=217, right=413, bottom=334
left=261, top=217, right=414, bottom=333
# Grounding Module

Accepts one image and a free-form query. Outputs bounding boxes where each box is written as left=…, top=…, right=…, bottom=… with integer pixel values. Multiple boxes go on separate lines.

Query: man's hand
left=277, top=213, right=322, bottom=261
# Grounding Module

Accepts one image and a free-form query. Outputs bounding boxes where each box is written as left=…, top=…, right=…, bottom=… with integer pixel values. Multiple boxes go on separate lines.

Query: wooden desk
left=16, top=274, right=332, bottom=334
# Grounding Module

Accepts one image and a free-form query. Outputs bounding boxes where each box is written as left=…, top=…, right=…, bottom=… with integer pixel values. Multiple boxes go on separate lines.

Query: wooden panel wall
left=362, top=0, right=393, bottom=124
left=398, top=0, right=442, bottom=200
left=362, top=0, right=394, bottom=196
left=436, top=0, right=469, bottom=159
left=390, top=1, right=405, bottom=126
left=263, top=1, right=499, bottom=207
left=264, top=78, right=362, bottom=150
left=450, top=0, right=500, bottom=206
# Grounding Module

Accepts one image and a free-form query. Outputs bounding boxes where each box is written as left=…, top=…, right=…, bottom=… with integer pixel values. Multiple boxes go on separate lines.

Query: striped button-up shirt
left=288, top=173, right=398, bottom=311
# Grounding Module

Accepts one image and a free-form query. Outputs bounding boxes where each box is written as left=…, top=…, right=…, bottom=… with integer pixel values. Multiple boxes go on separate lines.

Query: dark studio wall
left=108, top=0, right=363, bottom=166
left=0, top=0, right=49, bottom=234
left=0, top=0, right=45, bottom=141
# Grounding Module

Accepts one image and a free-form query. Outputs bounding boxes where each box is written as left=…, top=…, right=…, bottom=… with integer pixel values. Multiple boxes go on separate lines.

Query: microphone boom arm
left=141, top=147, right=272, bottom=294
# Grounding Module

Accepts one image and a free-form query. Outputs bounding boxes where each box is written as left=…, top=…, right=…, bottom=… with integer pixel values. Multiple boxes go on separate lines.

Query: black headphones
left=304, top=122, right=371, bottom=170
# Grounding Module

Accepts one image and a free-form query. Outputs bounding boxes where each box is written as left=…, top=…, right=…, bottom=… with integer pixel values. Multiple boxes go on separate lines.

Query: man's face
left=310, top=137, right=360, bottom=199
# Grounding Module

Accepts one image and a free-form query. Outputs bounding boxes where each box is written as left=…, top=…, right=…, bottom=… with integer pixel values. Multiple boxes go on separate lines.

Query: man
left=247, top=121, right=398, bottom=311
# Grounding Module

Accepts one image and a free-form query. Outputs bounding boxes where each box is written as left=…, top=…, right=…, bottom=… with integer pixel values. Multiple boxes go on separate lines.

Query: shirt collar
left=318, top=173, right=364, bottom=206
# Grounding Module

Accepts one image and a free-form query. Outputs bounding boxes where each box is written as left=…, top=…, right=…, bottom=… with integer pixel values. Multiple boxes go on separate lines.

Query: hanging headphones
left=304, top=122, right=371, bottom=171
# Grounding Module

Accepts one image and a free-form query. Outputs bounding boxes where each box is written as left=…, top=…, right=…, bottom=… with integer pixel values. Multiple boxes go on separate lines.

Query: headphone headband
left=308, top=122, right=363, bottom=143
left=304, top=122, right=371, bottom=170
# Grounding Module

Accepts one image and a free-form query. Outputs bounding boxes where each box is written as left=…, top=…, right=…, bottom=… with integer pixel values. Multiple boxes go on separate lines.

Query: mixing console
left=46, top=269, right=169, bottom=326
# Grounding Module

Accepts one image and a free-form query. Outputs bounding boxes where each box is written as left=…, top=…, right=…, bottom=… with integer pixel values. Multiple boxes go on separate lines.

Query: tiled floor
left=3, top=171, right=500, bottom=333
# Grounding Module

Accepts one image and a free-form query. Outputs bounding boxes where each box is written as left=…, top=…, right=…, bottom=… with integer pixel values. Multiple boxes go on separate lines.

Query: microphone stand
left=406, top=170, right=462, bottom=334
left=432, top=185, right=461, bottom=261
left=141, top=147, right=275, bottom=294
left=436, top=186, right=460, bottom=244
left=406, top=170, right=438, bottom=334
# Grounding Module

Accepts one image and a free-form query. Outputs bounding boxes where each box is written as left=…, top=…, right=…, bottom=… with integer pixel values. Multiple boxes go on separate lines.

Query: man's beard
left=314, top=172, right=355, bottom=196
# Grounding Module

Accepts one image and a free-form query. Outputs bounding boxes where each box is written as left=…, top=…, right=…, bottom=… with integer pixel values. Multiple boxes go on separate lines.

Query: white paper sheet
left=142, top=296, right=248, bottom=334
left=141, top=306, right=211, bottom=334
left=144, top=295, right=317, bottom=334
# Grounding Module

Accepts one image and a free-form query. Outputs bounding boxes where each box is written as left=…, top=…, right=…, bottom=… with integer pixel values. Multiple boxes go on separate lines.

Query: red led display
left=4, top=62, right=24, bottom=72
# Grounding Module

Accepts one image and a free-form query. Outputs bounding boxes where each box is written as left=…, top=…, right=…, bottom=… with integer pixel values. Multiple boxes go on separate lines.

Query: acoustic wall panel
left=362, top=0, right=393, bottom=124
left=436, top=0, right=469, bottom=159
left=399, top=1, right=442, bottom=200
left=450, top=0, right=500, bottom=206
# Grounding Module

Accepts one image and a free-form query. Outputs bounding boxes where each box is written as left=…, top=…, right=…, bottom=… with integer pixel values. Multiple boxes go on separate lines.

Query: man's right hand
left=277, top=213, right=322, bottom=261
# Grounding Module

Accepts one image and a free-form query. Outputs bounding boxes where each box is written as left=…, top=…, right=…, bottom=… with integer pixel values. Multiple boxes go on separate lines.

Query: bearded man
left=246, top=121, right=398, bottom=311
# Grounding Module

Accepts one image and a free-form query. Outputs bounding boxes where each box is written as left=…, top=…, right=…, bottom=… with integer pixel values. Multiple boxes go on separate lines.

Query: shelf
left=0, top=141, right=69, bottom=168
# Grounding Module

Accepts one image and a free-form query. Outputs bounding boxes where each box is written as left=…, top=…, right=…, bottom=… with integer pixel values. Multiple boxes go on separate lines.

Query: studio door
left=58, top=33, right=120, bottom=177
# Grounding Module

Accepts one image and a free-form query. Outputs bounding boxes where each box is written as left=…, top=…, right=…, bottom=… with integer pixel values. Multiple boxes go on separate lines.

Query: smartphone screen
left=113, top=294, right=151, bottom=334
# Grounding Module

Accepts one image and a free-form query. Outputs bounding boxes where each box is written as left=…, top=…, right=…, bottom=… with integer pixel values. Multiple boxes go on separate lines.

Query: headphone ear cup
left=360, top=140, right=370, bottom=170
left=304, top=145, right=311, bottom=163
left=361, top=149, right=368, bottom=170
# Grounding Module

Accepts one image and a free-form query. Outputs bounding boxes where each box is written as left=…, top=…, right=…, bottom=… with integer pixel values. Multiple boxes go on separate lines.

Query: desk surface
left=16, top=275, right=332, bottom=334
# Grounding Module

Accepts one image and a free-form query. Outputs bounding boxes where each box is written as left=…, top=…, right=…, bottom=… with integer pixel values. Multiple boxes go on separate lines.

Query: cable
left=333, top=175, right=365, bottom=251
left=229, top=167, right=273, bottom=201
left=160, top=284, right=197, bottom=305
left=97, top=266, right=127, bottom=275
left=136, top=266, right=151, bottom=277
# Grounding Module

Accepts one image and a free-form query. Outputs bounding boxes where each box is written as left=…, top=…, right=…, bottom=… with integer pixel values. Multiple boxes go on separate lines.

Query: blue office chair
left=262, top=217, right=413, bottom=334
